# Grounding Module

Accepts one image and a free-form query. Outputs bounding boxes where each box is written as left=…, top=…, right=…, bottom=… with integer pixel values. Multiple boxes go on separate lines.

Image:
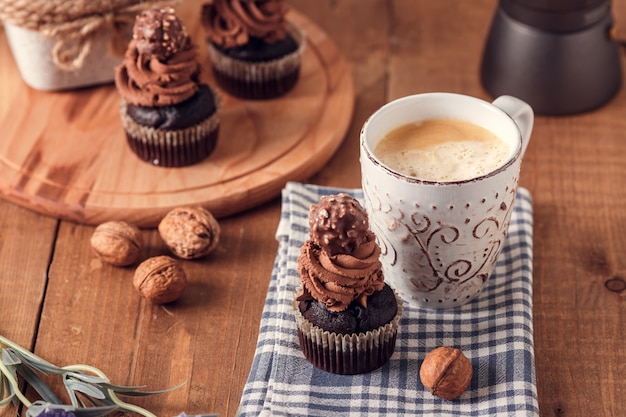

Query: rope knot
left=0, top=0, right=179, bottom=71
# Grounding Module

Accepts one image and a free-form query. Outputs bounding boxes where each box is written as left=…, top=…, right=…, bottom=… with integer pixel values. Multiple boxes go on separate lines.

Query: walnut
left=90, top=221, right=143, bottom=266
left=419, top=346, right=473, bottom=400
left=158, top=206, right=220, bottom=259
left=133, top=256, right=187, bottom=304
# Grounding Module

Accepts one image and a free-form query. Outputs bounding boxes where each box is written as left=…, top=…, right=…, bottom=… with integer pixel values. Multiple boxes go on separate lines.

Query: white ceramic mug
left=360, top=93, right=533, bottom=309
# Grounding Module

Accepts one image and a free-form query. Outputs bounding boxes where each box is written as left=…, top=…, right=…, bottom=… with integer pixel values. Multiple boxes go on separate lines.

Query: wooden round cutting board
left=0, top=9, right=354, bottom=227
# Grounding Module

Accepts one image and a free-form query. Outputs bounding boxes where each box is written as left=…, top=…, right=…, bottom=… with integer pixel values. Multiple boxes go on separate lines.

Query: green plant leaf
left=0, top=392, right=16, bottom=408
left=64, top=371, right=109, bottom=385
left=15, top=363, right=62, bottom=404
left=1, top=349, right=21, bottom=367
left=101, top=381, right=185, bottom=397
left=6, top=349, right=62, bottom=375
left=2, top=336, right=177, bottom=417
left=64, top=379, right=107, bottom=400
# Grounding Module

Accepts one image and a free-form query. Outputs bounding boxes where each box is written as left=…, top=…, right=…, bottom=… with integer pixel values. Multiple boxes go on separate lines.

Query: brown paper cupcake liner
left=208, top=22, right=305, bottom=100
left=119, top=87, right=222, bottom=167
left=293, top=290, right=403, bottom=375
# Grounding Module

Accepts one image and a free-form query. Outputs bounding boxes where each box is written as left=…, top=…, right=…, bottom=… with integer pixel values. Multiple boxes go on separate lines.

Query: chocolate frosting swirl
left=201, top=0, right=287, bottom=48
left=297, top=230, right=385, bottom=313
left=115, top=7, right=201, bottom=107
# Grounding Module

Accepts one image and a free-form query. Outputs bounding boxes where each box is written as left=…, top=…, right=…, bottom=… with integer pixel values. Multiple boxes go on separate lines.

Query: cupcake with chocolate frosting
left=294, top=193, right=402, bottom=375
left=115, top=7, right=221, bottom=167
left=200, top=0, right=304, bottom=100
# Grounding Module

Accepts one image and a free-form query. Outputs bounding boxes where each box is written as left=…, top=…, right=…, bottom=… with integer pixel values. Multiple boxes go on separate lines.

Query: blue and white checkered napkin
left=237, top=182, right=539, bottom=417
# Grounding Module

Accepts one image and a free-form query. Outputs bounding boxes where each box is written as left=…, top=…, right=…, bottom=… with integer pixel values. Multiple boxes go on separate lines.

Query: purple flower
left=37, top=409, right=76, bottom=417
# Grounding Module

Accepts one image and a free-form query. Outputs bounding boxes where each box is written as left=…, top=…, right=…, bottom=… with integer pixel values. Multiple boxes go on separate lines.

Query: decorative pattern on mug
left=363, top=177, right=518, bottom=304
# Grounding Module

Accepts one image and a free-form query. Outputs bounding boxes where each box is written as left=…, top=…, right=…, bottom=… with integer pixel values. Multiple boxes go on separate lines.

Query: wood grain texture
left=2, top=1, right=626, bottom=416
left=0, top=7, right=354, bottom=227
left=289, top=0, right=391, bottom=189
left=29, top=202, right=280, bottom=416
left=0, top=200, right=57, bottom=346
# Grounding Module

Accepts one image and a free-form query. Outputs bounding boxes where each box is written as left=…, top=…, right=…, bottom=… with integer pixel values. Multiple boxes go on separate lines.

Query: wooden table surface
left=2, top=1, right=626, bottom=416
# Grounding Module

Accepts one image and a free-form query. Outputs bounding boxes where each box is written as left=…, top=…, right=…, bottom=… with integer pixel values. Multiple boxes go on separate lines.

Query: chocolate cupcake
left=115, top=7, right=221, bottom=167
left=294, top=193, right=402, bottom=375
left=201, top=0, right=305, bottom=100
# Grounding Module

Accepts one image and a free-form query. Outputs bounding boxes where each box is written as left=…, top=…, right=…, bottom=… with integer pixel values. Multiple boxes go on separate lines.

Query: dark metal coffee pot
left=481, top=0, right=622, bottom=115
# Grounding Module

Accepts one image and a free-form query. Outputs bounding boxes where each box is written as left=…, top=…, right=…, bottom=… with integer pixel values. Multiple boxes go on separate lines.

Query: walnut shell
left=133, top=256, right=187, bottom=304
left=158, top=206, right=220, bottom=259
left=419, top=346, right=473, bottom=400
left=90, top=221, right=143, bottom=266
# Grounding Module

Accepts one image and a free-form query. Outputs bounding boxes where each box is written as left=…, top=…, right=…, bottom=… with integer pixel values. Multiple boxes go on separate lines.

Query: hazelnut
left=133, top=256, right=186, bottom=304
left=90, top=221, right=143, bottom=266
left=158, top=206, right=220, bottom=259
left=419, top=346, right=473, bottom=400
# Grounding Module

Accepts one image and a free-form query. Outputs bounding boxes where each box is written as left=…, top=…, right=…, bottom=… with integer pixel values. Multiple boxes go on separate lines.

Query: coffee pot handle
left=492, top=95, right=534, bottom=157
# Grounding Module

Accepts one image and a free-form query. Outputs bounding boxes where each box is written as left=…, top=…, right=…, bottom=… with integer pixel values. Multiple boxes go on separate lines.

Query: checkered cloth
left=237, top=182, right=539, bottom=417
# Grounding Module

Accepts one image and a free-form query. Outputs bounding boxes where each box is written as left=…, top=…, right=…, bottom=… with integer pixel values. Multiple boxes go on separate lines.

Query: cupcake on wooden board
left=294, top=193, right=402, bottom=375
left=115, top=7, right=221, bottom=167
left=200, top=0, right=305, bottom=100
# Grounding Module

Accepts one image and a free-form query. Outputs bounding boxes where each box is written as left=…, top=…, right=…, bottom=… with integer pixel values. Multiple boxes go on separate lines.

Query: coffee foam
left=373, top=119, right=512, bottom=182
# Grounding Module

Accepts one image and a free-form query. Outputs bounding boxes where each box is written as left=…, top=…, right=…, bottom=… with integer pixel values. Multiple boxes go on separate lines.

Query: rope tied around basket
left=0, top=0, right=179, bottom=71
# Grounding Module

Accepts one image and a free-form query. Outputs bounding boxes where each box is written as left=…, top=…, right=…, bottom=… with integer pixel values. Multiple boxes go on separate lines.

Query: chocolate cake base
left=296, top=324, right=398, bottom=375
left=293, top=284, right=403, bottom=375
left=207, top=24, right=305, bottom=100
left=212, top=69, right=300, bottom=100
left=120, top=86, right=222, bottom=167
left=126, top=84, right=217, bottom=130
left=124, top=127, right=219, bottom=168
left=298, top=283, right=398, bottom=334
left=213, top=34, right=299, bottom=62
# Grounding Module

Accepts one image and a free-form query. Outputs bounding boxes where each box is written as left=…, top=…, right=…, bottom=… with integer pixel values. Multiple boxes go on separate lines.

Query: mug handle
left=492, top=95, right=534, bottom=157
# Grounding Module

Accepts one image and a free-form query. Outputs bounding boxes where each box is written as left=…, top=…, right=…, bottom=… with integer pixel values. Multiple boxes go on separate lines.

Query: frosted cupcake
left=294, top=193, right=402, bottom=375
left=200, top=0, right=305, bottom=100
left=115, top=7, right=221, bottom=167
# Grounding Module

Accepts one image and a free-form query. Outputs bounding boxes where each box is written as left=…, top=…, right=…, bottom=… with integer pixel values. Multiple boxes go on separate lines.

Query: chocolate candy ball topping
left=133, top=7, right=188, bottom=60
left=308, top=193, right=369, bottom=256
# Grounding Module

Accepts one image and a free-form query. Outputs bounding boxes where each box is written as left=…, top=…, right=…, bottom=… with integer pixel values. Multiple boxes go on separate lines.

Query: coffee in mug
left=373, top=118, right=513, bottom=182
